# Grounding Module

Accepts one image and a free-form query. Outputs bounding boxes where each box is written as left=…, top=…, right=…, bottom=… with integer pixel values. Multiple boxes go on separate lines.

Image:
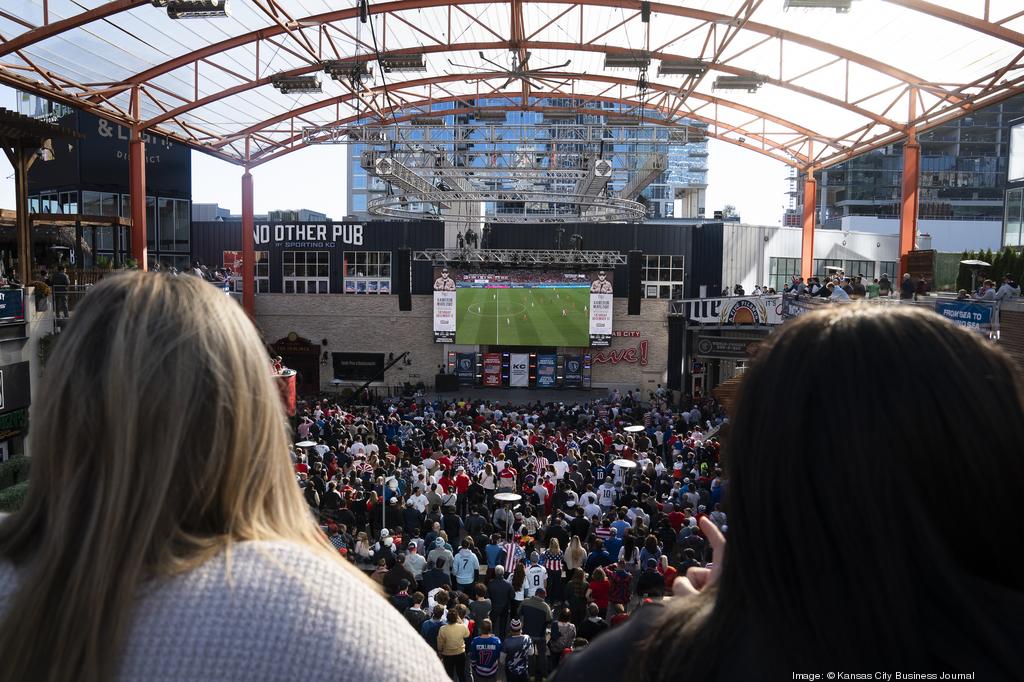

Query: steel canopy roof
left=1, top=0, right=1023, bottom=170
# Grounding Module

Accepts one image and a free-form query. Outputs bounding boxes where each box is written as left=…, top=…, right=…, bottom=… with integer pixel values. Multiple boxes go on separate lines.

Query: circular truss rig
left=367, top=188, right=645, bottom=223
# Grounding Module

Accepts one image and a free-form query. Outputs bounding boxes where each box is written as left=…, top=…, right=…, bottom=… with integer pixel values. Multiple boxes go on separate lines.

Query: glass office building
left=788, top=93, right=1024, bottom=251
left=346, top=98, right=708, bottom=221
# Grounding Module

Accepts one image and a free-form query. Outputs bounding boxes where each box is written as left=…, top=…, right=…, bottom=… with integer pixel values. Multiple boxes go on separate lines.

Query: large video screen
left=432, top=269, right=613, bottom=346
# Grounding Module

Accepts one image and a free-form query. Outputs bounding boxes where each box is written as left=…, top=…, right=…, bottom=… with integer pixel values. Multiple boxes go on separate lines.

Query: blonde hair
left=548, top=537, right=561, bottom=553
left=0, top=273, right=356, bottom=682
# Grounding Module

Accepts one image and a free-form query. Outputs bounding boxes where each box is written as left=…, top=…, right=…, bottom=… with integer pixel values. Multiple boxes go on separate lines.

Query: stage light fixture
left=322, top=60, right=373, bottom=83
left=657, top=59, right=707, bottom=76
left=603, top=54, right=651, bottom=70
left=272, top=75, right=322, bottom=94
left=160, top=0, right=230, bottom=18
left=378, top=54, right=427, bottom=72
left=783, top=0, right=854, bottom=11
left=712, top=75, right=764, bottom=92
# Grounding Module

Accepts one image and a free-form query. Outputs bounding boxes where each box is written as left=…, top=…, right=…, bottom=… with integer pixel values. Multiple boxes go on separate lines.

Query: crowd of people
left=292, top=391, right=728, bottom=680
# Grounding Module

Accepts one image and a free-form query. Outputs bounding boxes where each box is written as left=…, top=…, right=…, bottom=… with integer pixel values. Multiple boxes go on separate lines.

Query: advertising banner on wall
left=695, top=336, right=763, bottom=360
left=677, top=296, right=783, bottom=326
left=455, top=353, right=477, bottom=385
left=0, top=289, right=25, bottom=325
left=563, top=354, right=584, bottom=387
left=509, top=353, right=530, bottom=387
left=536, top=355, right=557, bottom=388
left=588, top=270, right=614, bottom=346
left=482, top=353, right=502, bottom=387
left=433, top=288, right=457, bottom=343
left=935, top=300, right=996, bottom=334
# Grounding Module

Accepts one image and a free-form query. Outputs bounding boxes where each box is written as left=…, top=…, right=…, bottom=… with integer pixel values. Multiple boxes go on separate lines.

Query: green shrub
left=0, top=481, right=28, bottom=513
left=0, top=456, right=29, bottom=492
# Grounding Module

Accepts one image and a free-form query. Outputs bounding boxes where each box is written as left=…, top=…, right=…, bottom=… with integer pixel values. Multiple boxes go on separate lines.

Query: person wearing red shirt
left=295, top=460, right=309, bottom=475
left=667, top=509, right=686, bottom=532
left=454, top=468, right=471, bottom=495
left=586, top=567, right=611, bottom=612
left=438, top=468, right=455, bottom=493
left=659, top=557, right=678, bottom=591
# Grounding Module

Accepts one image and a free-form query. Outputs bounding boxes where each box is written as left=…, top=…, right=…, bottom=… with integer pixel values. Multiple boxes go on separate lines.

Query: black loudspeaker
left=397, top=248, right=412, bottom=311
left=627, top=249, right=642, bottom=315
left=640, top=1, right=651, bottom=22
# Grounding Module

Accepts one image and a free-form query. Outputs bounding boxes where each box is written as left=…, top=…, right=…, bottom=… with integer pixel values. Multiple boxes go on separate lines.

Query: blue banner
left=0, top=289, right=25, bottom=325
left=935, top=300, right=994, bottom=333
left=563, top=354, right=584, bottom=387
left=537, top=354, right=557, bottom=388
left=455, top=352, right=476, bottom=385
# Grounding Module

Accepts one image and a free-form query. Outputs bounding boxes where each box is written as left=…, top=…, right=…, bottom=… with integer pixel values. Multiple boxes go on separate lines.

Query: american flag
left=542, top=551, right=564, bottom=573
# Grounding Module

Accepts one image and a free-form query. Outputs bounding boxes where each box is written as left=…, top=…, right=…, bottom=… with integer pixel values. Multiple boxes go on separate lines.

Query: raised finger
left=698, top=515, right=726, bottom=557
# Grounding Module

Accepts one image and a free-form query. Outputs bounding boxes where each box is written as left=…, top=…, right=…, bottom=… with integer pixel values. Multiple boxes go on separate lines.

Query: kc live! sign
left=593, top=340, right=648, bottom=366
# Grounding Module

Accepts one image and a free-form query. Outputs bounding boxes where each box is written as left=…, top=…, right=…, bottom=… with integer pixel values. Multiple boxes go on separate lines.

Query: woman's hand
left=672, top=516, right=725, bottom=596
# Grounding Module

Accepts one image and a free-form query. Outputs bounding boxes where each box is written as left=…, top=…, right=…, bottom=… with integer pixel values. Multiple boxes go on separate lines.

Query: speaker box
left=627, top=249, right=642, bottom=315
left=397, top=248, right=412, bottom=311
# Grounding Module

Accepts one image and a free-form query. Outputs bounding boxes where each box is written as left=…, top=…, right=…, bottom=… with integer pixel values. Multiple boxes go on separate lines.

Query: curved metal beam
left=0, top=0, right=147, bottom=59
left=248, top=99, right=801, bottom=168
left=882, top=0, right=1024, bottom=46
left=208, top=70, right=825, bottom=151
left=111, top=0, right=933, bottom=97
left=142, top=40, right=900, bottom=132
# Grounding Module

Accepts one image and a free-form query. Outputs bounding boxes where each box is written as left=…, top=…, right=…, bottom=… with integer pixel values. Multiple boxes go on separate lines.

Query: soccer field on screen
left=456, top=287, right=590, bottom=346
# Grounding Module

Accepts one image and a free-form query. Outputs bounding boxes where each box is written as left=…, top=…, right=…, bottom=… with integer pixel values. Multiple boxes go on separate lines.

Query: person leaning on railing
left=0, top=272, right=449, bottom=682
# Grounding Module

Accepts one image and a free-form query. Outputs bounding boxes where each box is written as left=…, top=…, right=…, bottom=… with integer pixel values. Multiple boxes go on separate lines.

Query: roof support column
left=800, top=171, right=817, bottom=281
left=242, top=166, right=255, bottom=318
left=129, top=86, right=148, bottom=270
left=11, top=140, right=33, bottom=284
left=899, top=128, right=920, bottom=278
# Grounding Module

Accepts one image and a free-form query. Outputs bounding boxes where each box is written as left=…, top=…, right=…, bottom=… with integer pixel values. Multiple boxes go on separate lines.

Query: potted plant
left=30, top=280, right=51, bottom=311
left=124, top=257, right=139, bottom=270
left=96, top=255, right=113, bottom=271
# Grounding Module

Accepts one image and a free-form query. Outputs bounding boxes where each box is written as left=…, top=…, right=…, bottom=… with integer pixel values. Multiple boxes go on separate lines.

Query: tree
left=722, top=204, right=738, bottom=219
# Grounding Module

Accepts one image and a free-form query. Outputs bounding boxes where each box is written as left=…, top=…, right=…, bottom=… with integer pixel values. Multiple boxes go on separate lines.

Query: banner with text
left=537, top=355, right=557, bottom=388
left=433, top=290, right=457, bottom=342
left=935, top=300, right=996, bottom=334
left=588, top=271, right=614, bottom=346
left=482, top=353, right=502, bottom=387
left=455, top=353, right=477, bottom=384
left=563, top=355, right=584, bottom=387
left=677, top=296, right=783, bottom=326
left=510, top=353, right=530, bottom=387
left=0, top=289, right=25, bottom=326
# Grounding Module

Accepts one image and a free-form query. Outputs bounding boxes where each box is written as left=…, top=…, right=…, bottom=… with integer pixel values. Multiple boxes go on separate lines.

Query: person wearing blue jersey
left=468, top=618, right=502, bottom=682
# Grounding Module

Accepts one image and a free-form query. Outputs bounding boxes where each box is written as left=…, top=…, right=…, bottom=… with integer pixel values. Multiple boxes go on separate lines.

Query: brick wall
left=255, top=295, right=671, bottom=392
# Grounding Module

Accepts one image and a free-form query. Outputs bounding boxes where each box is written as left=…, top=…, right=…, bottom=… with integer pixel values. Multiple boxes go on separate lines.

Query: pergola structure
left=0, top=107, right=81, bottom=283
left=2, top=0, right=1024, bottom=314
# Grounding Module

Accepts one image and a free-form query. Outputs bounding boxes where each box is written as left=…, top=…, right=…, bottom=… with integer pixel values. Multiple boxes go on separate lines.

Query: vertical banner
left=564, top=354, right=584, bottom=387
left=536, top=354, right=557, bottom=388
left=482, top=353, right=502, bottom=387
left=0, top=289, right=25, bottom=325
left=455, top=352, right=477, bottom=385
left=509, top=353, right=530, bottom=387
left=588, top=270, right=614, bottom=346
left=433, top=290, right=456, bottom=342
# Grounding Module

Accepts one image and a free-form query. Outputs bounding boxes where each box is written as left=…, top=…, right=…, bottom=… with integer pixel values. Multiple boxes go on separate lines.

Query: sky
left=0, top=83, right=789, bottom=224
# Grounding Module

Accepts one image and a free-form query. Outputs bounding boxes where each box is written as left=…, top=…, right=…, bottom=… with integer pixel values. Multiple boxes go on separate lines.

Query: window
left=256, top=251, right=270, bottom=293
left=1005, top=188, right=1023, bottom=248
left=83, top=191, right=120, bottom=251
left=158, top=198, right=190, bottom=252
left=769, top=257, right=801, bottom=292
left=845, top=260, right=876, bottom=280
left=813, top=258, right=843, bottom=278
left=642, top=254, right=684, bottom=299
left=343, top=251, right=392, bottom=293
left=59, top=191, right=77, bottom=215
left=283, top=251, right=330, bottom=294
left=352, top=194, right=368, bottom=212
left=879, top=261, right=897, bottom=281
